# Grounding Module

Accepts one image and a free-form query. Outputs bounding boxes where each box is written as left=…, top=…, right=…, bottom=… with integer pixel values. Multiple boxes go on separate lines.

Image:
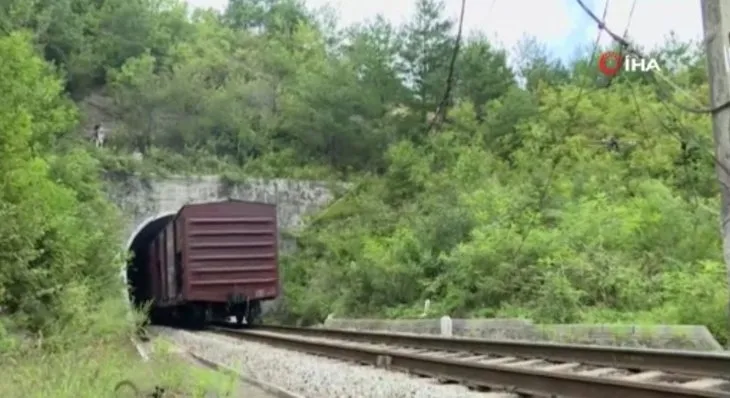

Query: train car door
left=174, top=217, right=183, bottom=299
left=157, top=234, right=167, bottom=303
left=148, top=240, right=159, bottom=302
left=165, top=222, right=176, bottom=300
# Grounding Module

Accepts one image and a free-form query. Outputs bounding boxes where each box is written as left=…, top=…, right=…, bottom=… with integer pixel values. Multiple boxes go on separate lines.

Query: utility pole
left=701, top=0, right=730, bottom=344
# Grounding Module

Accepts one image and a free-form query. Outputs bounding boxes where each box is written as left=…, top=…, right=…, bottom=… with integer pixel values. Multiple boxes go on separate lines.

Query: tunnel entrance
left=126, top=213, right=175, bottom=309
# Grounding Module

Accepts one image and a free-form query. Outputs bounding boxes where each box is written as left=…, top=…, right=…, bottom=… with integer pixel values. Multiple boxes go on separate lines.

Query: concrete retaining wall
left=323, top=317, right=723, bottom=351
left=531, top=324, right=722, bottom=351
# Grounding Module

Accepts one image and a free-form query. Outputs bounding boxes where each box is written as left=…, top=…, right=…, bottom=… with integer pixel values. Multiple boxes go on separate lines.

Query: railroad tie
left=507, top=359, right=545, bottom=368
left=375, top=355, right=392, bottom=369
left=459, top=355, right=491, bottom=361
left=681, top=378, right=728, bottom=390
left=479, top=356, right=518, bottom=365
left=621, top=370, right=665, bottom=382
left=440, top=351, right=471, bottom=359
left=538, top=362, right=581, bottom=372
left=578, top=367, right=621, bottom=377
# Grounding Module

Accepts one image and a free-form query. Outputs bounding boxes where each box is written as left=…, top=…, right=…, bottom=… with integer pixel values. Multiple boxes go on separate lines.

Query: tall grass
left=0, top=299, right=236, bottom=397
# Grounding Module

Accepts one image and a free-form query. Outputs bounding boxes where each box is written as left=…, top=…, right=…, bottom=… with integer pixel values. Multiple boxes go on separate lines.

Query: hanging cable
left=425, top=0, right=467, bottom=134
left=577, top=0, right=730, bottom=188
left=574, top=0, right=730, bottom=115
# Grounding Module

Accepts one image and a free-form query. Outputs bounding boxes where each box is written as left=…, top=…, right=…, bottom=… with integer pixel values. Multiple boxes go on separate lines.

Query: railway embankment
left=322, top=317, right=723, bottom=351
left=158, top=326, right=512, bottom=398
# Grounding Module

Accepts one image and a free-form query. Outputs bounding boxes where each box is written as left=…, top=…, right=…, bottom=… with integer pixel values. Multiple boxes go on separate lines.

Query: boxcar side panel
left=180, top=201, right=279, bottom=303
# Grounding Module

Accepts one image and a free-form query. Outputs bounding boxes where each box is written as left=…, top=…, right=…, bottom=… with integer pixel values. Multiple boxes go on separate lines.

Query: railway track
left=211, top=324, right=730, bottom=398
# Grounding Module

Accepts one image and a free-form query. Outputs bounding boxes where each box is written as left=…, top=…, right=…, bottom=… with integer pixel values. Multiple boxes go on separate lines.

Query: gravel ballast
left=157, top=327, right=516, bottom=398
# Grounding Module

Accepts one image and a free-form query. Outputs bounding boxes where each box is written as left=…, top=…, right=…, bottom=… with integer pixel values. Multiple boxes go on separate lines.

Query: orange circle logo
left=598, top=52, right=624, bottom=77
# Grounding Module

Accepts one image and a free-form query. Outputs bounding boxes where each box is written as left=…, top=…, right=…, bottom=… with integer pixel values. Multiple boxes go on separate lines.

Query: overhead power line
left=425, top=0, right=467, bottom=134
left=574, top=0, right=730, bottom=185
left=574, top=0, right=730, bottom=115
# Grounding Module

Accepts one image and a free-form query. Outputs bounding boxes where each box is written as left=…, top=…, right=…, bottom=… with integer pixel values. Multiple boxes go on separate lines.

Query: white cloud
left=587, top=0, right=703, bottom=50
left=305, top=0, right=577, bottom=45
left=184, top=0, right=704, bottom=58
left=187, top=0, right=226, bottom=10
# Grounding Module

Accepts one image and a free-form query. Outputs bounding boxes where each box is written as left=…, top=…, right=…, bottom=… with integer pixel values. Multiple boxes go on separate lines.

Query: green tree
left=0, top=32, right=124, bottom=343
left=514, top=36, right=571, bottom=92
left=400, top=0, right=454, bottom=130
left=455, top=34, right=515, bottom=120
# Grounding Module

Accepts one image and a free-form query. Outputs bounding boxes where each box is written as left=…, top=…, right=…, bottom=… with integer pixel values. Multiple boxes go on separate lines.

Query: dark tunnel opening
left=126, top=214, right=175, bottom=309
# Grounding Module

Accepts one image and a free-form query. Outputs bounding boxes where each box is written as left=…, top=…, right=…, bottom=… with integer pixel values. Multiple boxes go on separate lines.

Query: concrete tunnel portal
left=125, top=213, right=175, bottom=309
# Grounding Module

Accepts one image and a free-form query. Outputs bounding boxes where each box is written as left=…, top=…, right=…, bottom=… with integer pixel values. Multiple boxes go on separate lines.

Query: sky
left=184, top=0, right=704, bottom=63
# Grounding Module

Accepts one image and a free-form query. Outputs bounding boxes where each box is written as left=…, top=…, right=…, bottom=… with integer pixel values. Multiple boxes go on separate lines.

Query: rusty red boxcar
left=146, top=200, right=279, bottom=327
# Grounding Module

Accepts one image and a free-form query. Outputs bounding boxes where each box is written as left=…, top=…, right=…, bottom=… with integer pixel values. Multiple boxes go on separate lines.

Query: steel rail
left=250, top=324, right=730, bottom=379
left=212, top=327, right=730, bottom=398
left=187, top=352, right=305, bottom=398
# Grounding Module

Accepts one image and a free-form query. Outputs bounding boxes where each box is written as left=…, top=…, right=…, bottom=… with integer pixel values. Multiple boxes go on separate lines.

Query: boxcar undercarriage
left=149, top=299, right=263, bottom=329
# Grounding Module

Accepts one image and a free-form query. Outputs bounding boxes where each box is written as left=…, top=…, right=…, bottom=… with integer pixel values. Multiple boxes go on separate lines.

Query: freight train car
left=146, top=200, right=279, bottom=328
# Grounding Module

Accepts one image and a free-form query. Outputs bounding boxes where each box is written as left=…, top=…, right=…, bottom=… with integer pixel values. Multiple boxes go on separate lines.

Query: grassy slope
left=0, top=336, right=238, bottom=397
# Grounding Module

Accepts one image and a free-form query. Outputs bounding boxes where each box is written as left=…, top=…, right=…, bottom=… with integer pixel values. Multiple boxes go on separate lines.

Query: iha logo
left=597, top=51, right=661, bottom=77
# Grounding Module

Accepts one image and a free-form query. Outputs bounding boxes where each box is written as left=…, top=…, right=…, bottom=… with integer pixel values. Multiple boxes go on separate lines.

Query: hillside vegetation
left=0, top=0, right=727, bottom=370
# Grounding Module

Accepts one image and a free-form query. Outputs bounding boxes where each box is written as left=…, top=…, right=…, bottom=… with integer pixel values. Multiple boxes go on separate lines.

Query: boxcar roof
left=182, top=198, right=273, bottom=208
left=177, top=199, right=275, bottom=216
left=177, top=199, right=273, bottom=213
